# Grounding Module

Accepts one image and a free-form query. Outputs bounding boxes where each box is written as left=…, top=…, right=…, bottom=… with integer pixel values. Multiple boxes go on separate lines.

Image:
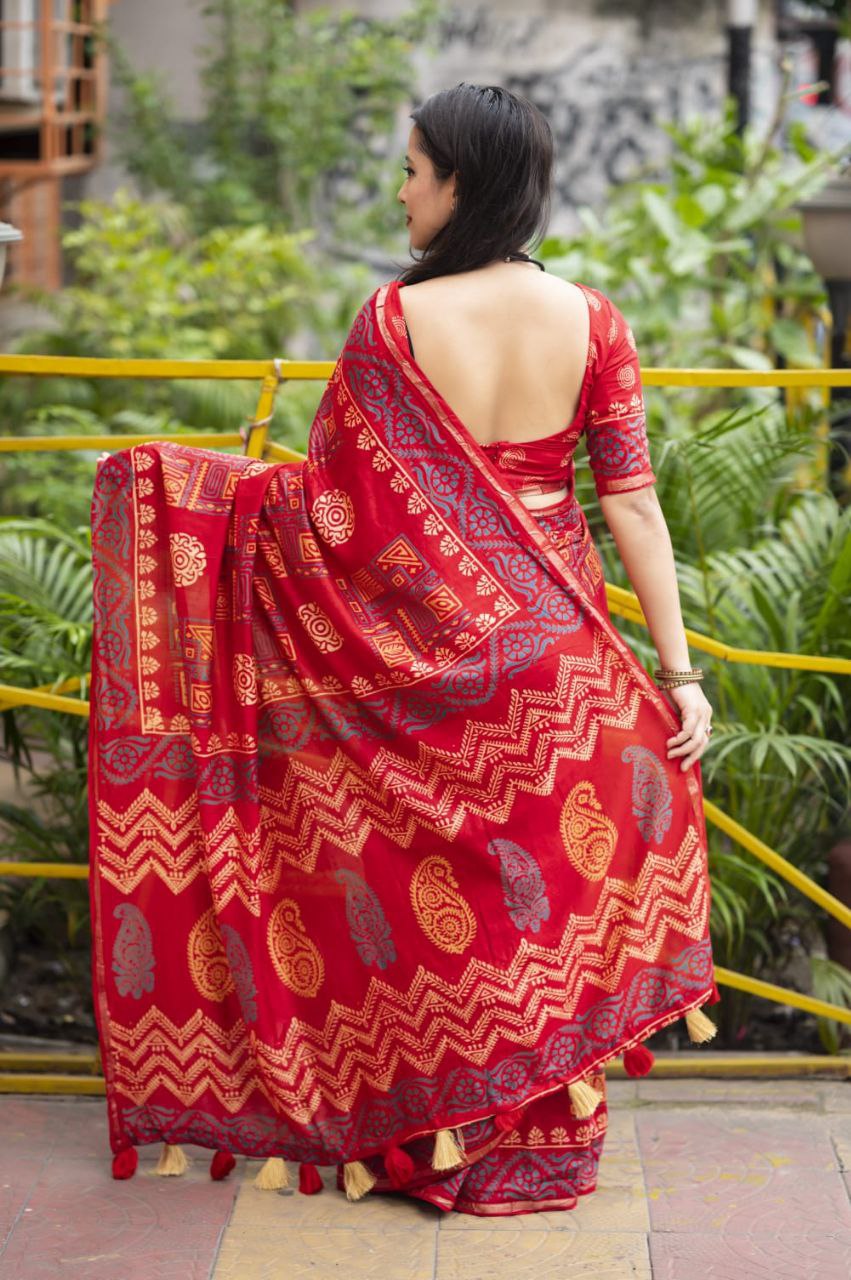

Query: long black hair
left=397, top=82, right=553, bottom=285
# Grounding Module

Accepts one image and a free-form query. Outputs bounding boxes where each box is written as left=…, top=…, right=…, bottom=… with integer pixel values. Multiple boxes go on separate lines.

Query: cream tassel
left=567, top=1079, right=604, bottom=1119
left=431, top=1128, right=465, bottom=1171
left=154, top=1142, right=188, bottom=1176
left=343, top=1159, right=377, bottom=1201
left=253, top=1156, right=289, bottom=1190
left=685, top=1006, right=717, bottom=1044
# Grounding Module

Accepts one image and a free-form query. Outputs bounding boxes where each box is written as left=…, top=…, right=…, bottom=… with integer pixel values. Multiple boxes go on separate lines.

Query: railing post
left=242, top=366, right=283, bottom=459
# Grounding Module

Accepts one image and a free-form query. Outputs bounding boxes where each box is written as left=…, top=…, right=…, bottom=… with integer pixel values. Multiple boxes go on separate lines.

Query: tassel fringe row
left=431, top=1128, right=465, bottom=1171
left=343, top=1160, right=377, bottom=1201
left=253, top=1156, right=289, bottom=1190
left=623, top=1042, right=655, bottom=1078
left=685, top=1006, right=717, bottom=1044
left=112, top=1147, right=138, bottom=1180
left=567, top=1079, right=604, bottom=1119
left=210, top=1150, right=236, bottom=1180
left=154, top=1143, right=188, bottom=1176
left=298, top=1162, right=324, bottom=1195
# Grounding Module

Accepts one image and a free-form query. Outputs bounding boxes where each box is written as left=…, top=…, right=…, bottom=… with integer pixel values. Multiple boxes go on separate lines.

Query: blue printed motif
left=91, top=454, right=138, bottom=731
left=488, top=838, right=551, bottom=933
left=220, top=924, right=258, bottom=1024
left=345, top=344, right=588, bottom=682
left=112, top=903, right=155, bottom=999
left=335, top=869, right=396, bottom=969
left=457, top=1143, right=600, bottom=1205
left=621, top=745, right=673, bottom=844
left=585, top=414, right=651, bottom=484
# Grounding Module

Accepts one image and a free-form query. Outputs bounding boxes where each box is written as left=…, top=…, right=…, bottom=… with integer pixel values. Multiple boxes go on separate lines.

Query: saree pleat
left=88, top=278, right=718, bottom=1214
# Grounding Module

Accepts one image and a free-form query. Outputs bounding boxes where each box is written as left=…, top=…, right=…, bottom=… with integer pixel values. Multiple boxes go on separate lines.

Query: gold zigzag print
left=110, top=824, right=709, bottom=1123
left=263, top=632, right=646, bottom=864
left=108, top=1008, right=282, bottom=1114
left=97, top=634, right=653, bottom=912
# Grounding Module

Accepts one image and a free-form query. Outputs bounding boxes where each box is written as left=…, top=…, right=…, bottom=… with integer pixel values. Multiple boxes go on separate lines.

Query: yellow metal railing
left=1, top=353, right=851, bottom=1086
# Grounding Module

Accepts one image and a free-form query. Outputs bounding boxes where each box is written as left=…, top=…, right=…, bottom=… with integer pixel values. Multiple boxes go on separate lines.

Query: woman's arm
left=599, top=485, right=691, bottom=669
left=599, top=485, right=713, bottom=771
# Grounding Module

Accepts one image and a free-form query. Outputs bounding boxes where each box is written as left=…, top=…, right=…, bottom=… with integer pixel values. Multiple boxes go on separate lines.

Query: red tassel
left=210, top=1150, right=236, bottom=1180
left=383, top=1143, right=415, bottom=1189
left=624, top=1043, right=655, bottom=1077
left=495, top=1107, right=523, bottom=1133
left=111, top=1147, right=138, bottom=1180
left=298, top=1162, right=324, bottom=1195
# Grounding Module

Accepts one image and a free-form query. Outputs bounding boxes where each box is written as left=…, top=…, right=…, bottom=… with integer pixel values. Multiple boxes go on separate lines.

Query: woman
left=88, top=83, right=717, bottom=1217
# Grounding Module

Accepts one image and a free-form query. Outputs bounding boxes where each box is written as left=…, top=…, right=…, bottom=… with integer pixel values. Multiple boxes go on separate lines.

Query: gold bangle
left=654, top=667, right=703, bottom=678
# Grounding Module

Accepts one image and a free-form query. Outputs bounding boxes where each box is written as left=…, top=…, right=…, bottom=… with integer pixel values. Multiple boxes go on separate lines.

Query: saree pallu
left=88, top=279, right=718, bottom=1215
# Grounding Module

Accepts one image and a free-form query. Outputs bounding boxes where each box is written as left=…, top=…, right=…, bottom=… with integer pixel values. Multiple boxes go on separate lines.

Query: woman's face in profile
left=397, top=125, right=457, bottom=253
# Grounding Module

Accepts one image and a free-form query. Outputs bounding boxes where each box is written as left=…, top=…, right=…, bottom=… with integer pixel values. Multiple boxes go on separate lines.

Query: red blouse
left=405, top=283, right=656, bottom=502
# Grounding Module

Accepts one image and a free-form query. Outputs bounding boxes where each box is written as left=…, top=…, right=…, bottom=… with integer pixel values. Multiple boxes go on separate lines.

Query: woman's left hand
left=661, top=682, right=713, bottom=772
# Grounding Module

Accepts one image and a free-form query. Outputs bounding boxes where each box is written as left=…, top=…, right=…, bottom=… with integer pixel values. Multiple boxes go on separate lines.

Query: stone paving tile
left=435, top=1229, right=652, bottom=1278
left=233, top=1161, right=438, bottom=1230
left=635, top=1079, right=825, bottom=1109
left=604, top=1079, right=639, bottom=1106
left=830, top=1115, right=851, bottom=1170
left=637, top=1106, right=851, bottom=1241
left=0, top=1096, right=109, bottom=1151
left=637, top=1106, right=839, bottom=1171
left=214, top=1225, right=437, bottom=1280
left=0, top=1153, right=42, bottom=1254
left=602, top=1108, right=641, bottom=1153
left=0, top=1147, right=238, bottom=1280
left=819, top=1083, right=851, bottom=1113
left=648, top=1229, right=851, bottom=1280
left=646, top=1162, right=851, bottom=1237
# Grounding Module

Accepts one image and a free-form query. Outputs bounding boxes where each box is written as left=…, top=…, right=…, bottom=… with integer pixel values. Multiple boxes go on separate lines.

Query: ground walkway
left=1, top=1075, right=850, bottom=1279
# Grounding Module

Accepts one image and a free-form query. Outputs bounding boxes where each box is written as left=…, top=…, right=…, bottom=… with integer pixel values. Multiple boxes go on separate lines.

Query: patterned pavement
left=1, top=1077, right=850, bottom=1279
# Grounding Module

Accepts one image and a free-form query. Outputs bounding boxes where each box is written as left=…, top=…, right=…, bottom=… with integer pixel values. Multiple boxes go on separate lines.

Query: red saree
left=88, top=278, right=718, bottom=1215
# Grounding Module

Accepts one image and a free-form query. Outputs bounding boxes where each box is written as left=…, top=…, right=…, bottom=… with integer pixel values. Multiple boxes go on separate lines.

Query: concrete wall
left=6, top=0, right=850, bottom=308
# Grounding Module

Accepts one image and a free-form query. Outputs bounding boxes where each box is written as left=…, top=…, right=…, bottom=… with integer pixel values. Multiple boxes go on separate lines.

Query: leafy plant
left=546, top=95, right=851, bottom=1042
left=106, top=0, right=442, bottom=241
left=0, top=518, right=92, bottom=950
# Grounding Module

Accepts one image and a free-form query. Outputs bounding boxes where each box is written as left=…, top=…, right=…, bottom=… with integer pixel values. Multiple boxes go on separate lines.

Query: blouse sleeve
left=582, top=293, right=656, bottom=499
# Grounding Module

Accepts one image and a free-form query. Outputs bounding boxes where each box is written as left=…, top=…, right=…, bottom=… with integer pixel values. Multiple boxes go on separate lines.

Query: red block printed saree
left=88, top=278, right=718, bottom=1215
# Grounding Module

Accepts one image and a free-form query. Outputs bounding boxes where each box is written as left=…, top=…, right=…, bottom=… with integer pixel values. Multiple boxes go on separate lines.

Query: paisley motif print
left=267, top=899, right=325, bottom=997
left=559, top=781, right=618, bottom=881
left=621, top=745, right=673, bottom=844
left=112, top=903, right=155, bottom=999
left=221, top=923, right=258, bottom=1023
left=410, top=854, right=477, bottom=955
left=188, top=907, right=236, bottom=1002
left=487, top=838, right=551, bottom=933
left=335, top=869, right=396, bottom=970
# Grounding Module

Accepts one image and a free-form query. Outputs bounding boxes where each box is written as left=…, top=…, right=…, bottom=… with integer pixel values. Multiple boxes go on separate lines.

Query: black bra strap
left=505, top=250, right=546, bottom=271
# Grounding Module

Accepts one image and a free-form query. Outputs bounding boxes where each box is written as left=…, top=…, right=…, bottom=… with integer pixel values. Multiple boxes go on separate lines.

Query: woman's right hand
left=660, top=681, right=713, bottom=773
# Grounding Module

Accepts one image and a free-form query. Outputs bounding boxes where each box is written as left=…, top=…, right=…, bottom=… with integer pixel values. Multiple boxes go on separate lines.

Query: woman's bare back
left=396, top=262, right=591, bottom=448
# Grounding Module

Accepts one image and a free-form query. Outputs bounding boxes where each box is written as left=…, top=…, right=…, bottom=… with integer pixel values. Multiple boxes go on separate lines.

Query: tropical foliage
left=107, top=0, right=441, bottom=243
left=1, top=39, right=849, bottom=1048
left=544, top=98, right=851, bottom=1046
